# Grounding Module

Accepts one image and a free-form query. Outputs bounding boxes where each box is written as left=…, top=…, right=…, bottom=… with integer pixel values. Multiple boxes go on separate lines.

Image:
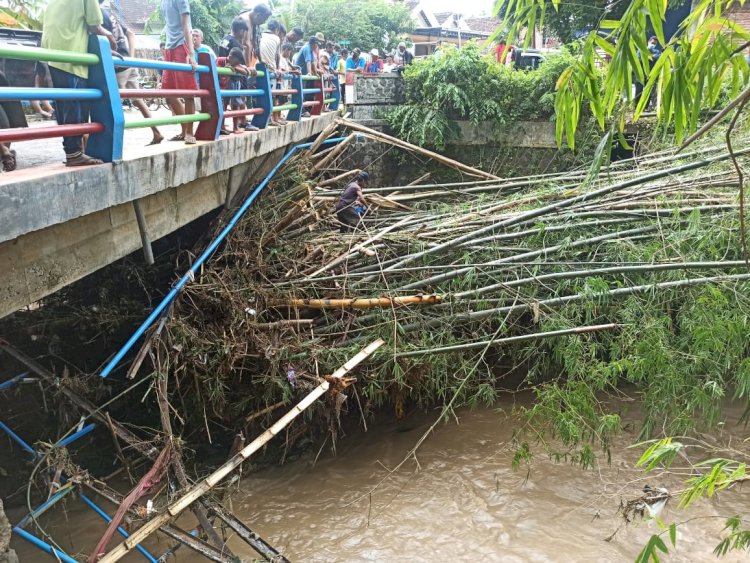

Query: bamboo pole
left=270, top=295, right=442, bottom=309
left=305, top=215, right=414, bottom=279
left=337, top=119, right=501, bottom=180
left=396, top=323, right=620, bottom=357
left=306, top=123, right=338, bottom=157
left=313, top=133, right=356, bottom=171
left=97, top=340, right=385, bottom=563
left=364, top=146, right=750, bottom=283
left=317, top=168, right=361, bottom=187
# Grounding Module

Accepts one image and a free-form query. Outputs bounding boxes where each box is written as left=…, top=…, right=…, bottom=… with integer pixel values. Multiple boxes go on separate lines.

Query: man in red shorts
left=161, top=0, right=198, bottom=144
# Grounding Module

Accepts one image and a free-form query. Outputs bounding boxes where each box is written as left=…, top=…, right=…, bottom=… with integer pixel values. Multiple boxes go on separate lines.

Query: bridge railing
left=0, top=36, right=341, bottom=162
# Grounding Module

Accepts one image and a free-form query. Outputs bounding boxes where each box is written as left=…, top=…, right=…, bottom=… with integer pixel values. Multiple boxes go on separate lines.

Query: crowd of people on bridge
left=0, top=0, right=416, bottom=170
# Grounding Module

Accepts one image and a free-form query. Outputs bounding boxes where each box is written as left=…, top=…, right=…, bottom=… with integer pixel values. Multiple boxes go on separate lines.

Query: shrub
left=386, top=43, right=577, bottom=149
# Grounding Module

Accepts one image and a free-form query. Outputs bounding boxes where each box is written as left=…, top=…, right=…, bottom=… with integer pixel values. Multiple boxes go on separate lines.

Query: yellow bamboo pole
left=316, top=168, right=361, bottom=188
left=270, top=295, right=442, bottom=309
left=97, top=339, right=385, bottom=563
left=337, top=119, right=500, bottom=181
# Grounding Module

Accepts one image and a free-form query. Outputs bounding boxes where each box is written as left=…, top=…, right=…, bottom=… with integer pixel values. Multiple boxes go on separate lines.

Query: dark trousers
left=337, top=207, right=359, bottom=233
left=49, top=67, right=89, bottom=156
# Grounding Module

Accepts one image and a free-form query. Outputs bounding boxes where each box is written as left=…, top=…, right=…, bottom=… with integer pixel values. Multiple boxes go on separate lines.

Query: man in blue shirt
left=345, top=48, right=366, bottom=75
left=325, top=41, right=337, bottom=74
left=294, top=36, right=320, bottom=76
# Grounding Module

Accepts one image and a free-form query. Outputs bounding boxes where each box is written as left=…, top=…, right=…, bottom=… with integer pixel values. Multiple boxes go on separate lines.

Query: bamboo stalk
left=396, top=323, right=620, bottom=357
left=313, top=133, right=356, bottom=171
left=364, top=147, right=750, bottom=284
left=304, top=215, right=414, bottom=279
left=317, top=168, right=361, bottom=187
left=97, top=340, right=385, bottom=563
left=270, top=295, right=442, bottom=309
left=337, top=119, right=501, bottom=180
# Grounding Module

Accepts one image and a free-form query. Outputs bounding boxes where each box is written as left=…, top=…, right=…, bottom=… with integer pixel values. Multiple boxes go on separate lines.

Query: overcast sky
left=420, top=0, right=496, bottom=17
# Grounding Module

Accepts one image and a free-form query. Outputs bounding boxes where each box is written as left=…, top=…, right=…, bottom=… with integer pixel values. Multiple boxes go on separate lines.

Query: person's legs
left=336, top=207, right=359, bottom=233
left=49, top=67, right=100, bottom=165
left=122, top=68, right=163, bottom=145
left=183, top=98, right=195, bottom=142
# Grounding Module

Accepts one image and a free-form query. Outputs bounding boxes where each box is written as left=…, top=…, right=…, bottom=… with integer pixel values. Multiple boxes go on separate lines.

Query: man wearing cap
left=346, top=48, right=366, bottom=75
left=367, top=48, right=383, bottom=73
left=335, top=171, right=369, bottom=232
left=294, top=36, right=320, bottom=76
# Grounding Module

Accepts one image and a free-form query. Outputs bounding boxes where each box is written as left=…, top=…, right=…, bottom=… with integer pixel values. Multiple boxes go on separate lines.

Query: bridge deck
left=0, top=111, right=338, bottom=318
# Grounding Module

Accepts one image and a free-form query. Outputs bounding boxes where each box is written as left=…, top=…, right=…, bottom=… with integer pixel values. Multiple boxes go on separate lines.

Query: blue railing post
left=287, top=74, right=303, bottom=122
left=86, top=35, right=125, bottom=162
left=196, top=51, right=222, bottom=141
left=252, top=63, right=272, bottom=130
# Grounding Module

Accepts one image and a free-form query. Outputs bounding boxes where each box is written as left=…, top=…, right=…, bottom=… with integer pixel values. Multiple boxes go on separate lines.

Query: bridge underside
left=0, top=113, right=338, bottom=319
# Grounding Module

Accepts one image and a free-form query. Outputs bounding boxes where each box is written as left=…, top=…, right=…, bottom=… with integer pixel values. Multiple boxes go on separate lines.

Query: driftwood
left=97, top=339, right=385, bottom=563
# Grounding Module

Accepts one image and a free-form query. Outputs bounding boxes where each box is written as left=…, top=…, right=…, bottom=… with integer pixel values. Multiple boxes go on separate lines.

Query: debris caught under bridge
left=3, top=119, right=750, bottom=561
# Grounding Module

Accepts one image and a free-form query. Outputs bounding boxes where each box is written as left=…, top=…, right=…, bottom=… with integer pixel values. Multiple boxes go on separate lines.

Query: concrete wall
left=347, top=75, right=404, bottom=124
left=0, top=114, right=338, bottom=319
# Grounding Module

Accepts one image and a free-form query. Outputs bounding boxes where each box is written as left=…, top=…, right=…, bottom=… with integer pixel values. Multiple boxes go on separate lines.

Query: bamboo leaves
left=500, top=0, right=750, bottom=147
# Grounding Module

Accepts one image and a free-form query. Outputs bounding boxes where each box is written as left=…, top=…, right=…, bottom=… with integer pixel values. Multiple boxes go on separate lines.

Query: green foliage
left=146, top=0, right=242, bottom=51
left=498, top=0, right=750, bottom=148
left=296, top=0, right=412, bottom=52
left=635, top=533, right=670, bottom=563
left=386, top=44, right=576, bottom=149
left=715, top=517, right=750, bottom=556
left=1, top=0, right=43, bottom=29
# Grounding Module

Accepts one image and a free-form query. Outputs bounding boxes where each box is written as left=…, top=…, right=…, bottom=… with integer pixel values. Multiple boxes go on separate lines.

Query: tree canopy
left=295, top=0, right=413, bottom=52
left=147, top=0, right=242, bottom=51
left=497, top=0, right=750, bottom=148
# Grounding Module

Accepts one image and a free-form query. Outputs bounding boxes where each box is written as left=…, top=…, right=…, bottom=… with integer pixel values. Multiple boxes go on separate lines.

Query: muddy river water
left=11, top=397, right=750, bottom=562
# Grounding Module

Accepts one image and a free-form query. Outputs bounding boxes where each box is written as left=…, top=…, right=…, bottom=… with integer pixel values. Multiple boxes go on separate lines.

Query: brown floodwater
left=10, top=396, right=750, bottom=562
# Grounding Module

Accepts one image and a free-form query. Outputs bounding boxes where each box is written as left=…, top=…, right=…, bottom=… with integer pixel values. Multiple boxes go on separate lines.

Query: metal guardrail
left=0, top=36, right=341, bottom=161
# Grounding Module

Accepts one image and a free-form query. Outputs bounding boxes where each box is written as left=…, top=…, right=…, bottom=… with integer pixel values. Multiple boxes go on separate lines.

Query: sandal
left=168, top=134, right=185, bottom=142
left=65, top=152, right=103, bottom=167
left=1, top=150, right=16, bottom=172
left=219, top=129, right=231, bottom=136
left=184, top=135, right=196, bottom=145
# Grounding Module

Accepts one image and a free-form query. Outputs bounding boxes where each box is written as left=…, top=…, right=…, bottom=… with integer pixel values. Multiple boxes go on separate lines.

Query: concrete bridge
left=0, top=112, right=338, bottom=319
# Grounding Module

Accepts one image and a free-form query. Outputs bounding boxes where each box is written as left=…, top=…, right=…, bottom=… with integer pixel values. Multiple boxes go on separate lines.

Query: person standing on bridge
left=161, top=0, right=198, bottom=145
left=41, top=0, right=117, bottom=166
left=100, top=0, right=164, bottom=146
left=335, top=171, right=369, bottom=233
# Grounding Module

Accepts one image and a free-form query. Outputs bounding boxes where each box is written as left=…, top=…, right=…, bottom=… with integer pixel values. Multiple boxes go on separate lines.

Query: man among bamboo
left=335, top=171, right=369, bottom=232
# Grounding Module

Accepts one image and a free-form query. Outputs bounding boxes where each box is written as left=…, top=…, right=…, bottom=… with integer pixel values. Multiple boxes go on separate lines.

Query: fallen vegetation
left=138, top=121, right=750, bottom=469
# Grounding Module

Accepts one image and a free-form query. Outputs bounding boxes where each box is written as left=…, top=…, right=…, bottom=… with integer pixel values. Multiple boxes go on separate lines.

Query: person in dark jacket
left=335, top=171, right=369, bottom=232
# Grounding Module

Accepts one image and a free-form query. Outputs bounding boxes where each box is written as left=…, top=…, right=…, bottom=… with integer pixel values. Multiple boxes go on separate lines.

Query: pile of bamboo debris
left=142, top=120, right=750, bottom=445
left=9, top=119, right=750, bottom=562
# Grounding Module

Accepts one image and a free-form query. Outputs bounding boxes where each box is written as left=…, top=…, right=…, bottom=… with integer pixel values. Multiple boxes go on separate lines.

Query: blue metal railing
left=0, top=39, right=341, bottom=161
left=100, top=135, right=353, bottom=377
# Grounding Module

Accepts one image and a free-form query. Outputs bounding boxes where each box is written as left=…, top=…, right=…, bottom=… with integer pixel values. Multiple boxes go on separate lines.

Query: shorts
left=229, top=76, right=245, bottom=109
left=116, top=67, right=139, bottom=90
left=274, top=82, right=289, bottom=106
left=162, top=44, right=196, bottom=91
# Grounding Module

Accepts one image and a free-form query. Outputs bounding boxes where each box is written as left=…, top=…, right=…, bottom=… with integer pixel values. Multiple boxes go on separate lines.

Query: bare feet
left=147, top=133, right=164, bottom=146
